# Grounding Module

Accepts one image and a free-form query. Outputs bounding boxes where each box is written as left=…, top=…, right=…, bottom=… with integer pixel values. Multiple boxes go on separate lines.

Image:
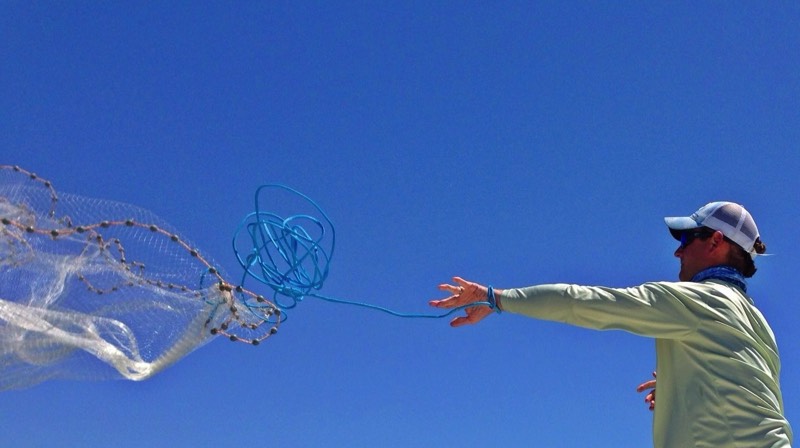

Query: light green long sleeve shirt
left=500, top=280, right=792, bottom=447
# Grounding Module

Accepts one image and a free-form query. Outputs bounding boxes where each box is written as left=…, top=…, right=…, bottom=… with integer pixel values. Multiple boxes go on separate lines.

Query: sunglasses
left=680, top=230, right=714, bottom=248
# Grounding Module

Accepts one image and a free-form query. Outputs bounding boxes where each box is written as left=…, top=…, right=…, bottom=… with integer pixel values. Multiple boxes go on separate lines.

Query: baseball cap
left=665, top=201, right=760, bottom=256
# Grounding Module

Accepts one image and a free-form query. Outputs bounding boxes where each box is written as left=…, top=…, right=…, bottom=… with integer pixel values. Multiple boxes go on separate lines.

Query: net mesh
left=0, top=165, right=280, bottom=390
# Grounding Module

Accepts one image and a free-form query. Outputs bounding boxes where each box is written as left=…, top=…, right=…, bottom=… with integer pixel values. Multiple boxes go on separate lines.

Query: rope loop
left=232, top=185, right=334, bottom=312
left=232, top=183, right=499, bottom=320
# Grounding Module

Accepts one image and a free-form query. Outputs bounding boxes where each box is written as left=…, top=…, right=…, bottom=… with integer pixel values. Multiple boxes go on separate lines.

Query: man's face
left=674, top=229, right=715, bottom=281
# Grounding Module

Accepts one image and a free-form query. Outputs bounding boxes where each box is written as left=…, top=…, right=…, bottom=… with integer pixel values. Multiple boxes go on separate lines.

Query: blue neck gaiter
left=691, top=265, right=747, bottom=292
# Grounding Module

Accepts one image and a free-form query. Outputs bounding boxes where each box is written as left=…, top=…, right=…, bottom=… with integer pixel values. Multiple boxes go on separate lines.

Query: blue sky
left=2, top=2, right=799, bottom=447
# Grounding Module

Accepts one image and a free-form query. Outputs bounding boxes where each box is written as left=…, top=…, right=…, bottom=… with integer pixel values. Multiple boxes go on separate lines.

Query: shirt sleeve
left=499, top=282, right=703, bottom=339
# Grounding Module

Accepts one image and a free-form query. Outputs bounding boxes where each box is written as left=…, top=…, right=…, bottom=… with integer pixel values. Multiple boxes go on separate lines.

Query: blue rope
left=488, top=286, right=501, bottom=314
left=231, top=184, right=496, bottom=320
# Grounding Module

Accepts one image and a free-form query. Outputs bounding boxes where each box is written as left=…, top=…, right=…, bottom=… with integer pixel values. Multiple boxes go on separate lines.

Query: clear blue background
left=2, top=2, right=798, bottom=447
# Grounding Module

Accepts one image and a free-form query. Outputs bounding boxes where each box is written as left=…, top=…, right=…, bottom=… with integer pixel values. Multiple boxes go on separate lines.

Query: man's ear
left=709, top=231, right=726, bottom=252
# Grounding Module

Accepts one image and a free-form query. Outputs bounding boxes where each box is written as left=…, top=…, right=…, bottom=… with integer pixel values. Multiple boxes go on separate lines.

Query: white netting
left=0, top=165, right=280, bottom=390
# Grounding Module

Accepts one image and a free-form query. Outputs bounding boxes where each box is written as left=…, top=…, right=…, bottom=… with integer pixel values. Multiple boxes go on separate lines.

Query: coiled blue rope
left=231, top=184, right=496, bottom=320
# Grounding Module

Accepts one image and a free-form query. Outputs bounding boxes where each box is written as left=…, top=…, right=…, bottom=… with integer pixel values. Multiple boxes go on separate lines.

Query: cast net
left=0, top=165, right=280, bottom=390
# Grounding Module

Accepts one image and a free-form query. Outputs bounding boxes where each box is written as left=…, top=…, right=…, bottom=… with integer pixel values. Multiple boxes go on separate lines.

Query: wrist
left=488, top=286, right=502, bottom=313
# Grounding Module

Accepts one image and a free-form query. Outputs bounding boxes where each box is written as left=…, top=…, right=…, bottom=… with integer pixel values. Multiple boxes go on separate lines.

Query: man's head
left=665, top=202, right=767, bottom=280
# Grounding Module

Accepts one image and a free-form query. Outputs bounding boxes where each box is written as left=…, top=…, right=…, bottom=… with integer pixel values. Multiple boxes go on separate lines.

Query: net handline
left=232, top=183, right=493, bottom=320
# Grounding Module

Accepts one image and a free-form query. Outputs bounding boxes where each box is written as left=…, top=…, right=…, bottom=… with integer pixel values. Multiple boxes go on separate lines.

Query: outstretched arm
left=428, top=276, right=503, bottom=327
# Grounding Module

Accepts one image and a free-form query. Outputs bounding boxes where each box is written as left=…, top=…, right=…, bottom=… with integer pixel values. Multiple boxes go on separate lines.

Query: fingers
left=441, top=277, right=473, bottom=295
left=428, top=287, right=461, bottom=308
left=449, top=306, right=492, bottom=327
left=430, top=277, right=492, bottom=326
left=429, top=278, right=474, bottom=309
left=437, top=276, right=471, bottom=295
left=449, top=316, right=470, bottom=327
left=428, top=298, right=454, bottom=308
left=636, top=371, right=657, bottom=412
left=437, top=283, right=454, bottom=292
left=452, top=276, right=469, bottom=288
left=636, top=379, right=657, bottom=392
left=645, top=391, right=656, bottom=411
left=636, top=372, right=657, bottom=392
left=437, top=282, right=463, bottom=296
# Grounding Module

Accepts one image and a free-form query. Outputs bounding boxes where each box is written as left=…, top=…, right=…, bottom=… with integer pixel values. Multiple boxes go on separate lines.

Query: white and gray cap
left=665, top=201, right=761, bottom=256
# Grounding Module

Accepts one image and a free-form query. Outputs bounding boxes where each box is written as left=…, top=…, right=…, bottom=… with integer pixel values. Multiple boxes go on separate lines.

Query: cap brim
left=664, top=216, right=701, bottom=241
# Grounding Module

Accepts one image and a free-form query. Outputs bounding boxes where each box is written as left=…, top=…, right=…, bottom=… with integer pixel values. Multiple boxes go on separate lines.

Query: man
left=430, top=202, right=792, bottom=447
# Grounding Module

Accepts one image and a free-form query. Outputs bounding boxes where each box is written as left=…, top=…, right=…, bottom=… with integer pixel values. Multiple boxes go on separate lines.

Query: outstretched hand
left=428, top=276, right=497, bottom=327
left=636, top=372, right=657, bottom=411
